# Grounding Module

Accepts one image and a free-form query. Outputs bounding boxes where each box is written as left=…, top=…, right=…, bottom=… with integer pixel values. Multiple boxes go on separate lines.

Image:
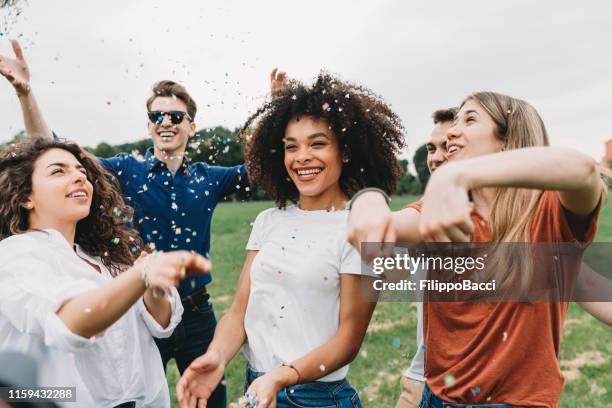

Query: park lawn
left=166, top=196, right=612, bottom=407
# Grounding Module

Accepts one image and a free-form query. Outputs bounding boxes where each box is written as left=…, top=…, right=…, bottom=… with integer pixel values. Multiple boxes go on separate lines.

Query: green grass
left=166, top=196, right=612, bottom=407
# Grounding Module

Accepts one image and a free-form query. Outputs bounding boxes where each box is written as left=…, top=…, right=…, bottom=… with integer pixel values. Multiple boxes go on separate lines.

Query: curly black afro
left=239, top=71, right=406, bottom=208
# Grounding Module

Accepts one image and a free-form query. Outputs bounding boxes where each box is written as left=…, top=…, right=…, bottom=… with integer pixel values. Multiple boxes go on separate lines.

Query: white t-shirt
left=0, top=229, right=183, bottom=408
left=403, top=249, right=426, bottom=382
left=403, top=300, right=425, bottom=381
left=244, top=206, right=362, bottom=382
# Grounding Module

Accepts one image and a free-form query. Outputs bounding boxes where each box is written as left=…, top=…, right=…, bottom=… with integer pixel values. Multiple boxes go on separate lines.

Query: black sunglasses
left=147, top=110, right=192, bottom=125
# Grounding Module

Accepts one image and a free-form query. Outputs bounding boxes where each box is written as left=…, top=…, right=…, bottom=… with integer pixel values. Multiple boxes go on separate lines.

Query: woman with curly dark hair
left=177, top=71, right=405, bottom=408
left=0, top=138, right=212, bottom=407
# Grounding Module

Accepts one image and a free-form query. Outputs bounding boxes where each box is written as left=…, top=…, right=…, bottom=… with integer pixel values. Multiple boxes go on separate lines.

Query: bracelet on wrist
left=139, top=255, right=152, bottom=289
left=347, top=187, right=390, bottom=211
left=281, top=363, right=301, bottom=385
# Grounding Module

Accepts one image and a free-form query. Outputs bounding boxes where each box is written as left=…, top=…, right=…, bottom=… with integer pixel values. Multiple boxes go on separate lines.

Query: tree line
left=2, top=128, right=432, bottom=199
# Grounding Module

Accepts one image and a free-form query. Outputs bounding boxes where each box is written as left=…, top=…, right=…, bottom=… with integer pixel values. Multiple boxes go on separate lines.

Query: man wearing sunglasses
left=0, top=41, right=290, bottom=408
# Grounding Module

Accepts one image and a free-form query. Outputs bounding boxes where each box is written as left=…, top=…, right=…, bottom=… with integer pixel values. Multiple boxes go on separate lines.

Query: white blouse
left=0, top=229, right=183, bottom=408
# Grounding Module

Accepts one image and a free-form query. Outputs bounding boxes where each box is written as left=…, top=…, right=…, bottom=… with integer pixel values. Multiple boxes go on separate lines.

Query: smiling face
left=148, top=96, right=196, bottom=158
left=426, top=121, right=452, bottom=172
left=445, top=99, right=505, bottom=161
left=24, top=148, right=94, bottom=229
left=283, top=116, right=346, bottom=206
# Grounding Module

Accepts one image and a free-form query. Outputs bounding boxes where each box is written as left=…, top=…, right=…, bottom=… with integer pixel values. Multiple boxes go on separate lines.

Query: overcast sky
left=1, top=0, right=611, bottom=163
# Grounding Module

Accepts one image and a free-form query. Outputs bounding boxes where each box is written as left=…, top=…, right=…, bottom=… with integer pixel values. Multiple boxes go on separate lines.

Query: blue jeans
left=419, top=383, right=512, bottom=408
left=244, top=365, right=361, bottom=408
left=155, top=300, right=226, bottom=408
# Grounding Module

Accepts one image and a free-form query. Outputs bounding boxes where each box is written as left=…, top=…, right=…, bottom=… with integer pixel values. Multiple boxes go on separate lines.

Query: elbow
left=339, top=332, right=365, bottom=364
left=346, top=344, right=361, bottom=363
left=579, top=155, right=599, bottom=187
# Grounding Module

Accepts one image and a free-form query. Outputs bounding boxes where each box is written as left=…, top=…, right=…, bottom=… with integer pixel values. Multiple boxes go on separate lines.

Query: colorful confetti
left=392, top=337, right=401, bottom=348
left=236, top=392, right=257, bottom=408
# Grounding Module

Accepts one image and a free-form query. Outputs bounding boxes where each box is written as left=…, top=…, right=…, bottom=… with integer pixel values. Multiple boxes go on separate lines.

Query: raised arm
left=0, top=39, right=53, bottom=140
left=347, top=192, right=422, bottom=262
left=270, top=67, right=287, bottom=99
left=176, top=250, right=256, bottom=407
left=420, top=147, right=604, bottom=241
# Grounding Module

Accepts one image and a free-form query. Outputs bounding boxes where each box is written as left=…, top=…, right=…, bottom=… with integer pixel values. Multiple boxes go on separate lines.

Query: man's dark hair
left=432, top=107, right=458, bottom=124
left=146, top=80, right=197, bottom=121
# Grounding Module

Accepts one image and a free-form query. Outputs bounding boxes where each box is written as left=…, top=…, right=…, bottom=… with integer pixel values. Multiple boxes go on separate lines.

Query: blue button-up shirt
left=99, top=148, right=248, bottom=296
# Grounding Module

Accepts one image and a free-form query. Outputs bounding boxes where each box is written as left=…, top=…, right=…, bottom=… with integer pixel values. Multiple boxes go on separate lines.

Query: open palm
left=0, top=39, right=30, bottom=95
left=176, top=350, right=225, bottom=408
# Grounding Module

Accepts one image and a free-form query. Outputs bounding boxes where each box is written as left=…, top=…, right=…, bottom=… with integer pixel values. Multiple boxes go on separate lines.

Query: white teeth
left=69, top=191, right=86, bottom=198
left=448, top=146, right=460, bottom=154
left=297, top=168, right=322, bottom=176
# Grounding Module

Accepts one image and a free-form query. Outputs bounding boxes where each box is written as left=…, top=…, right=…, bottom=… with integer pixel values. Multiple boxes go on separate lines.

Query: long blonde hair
left=465, top=92, right=549, bottom=243
left=464, top=92, right=607, bottom=295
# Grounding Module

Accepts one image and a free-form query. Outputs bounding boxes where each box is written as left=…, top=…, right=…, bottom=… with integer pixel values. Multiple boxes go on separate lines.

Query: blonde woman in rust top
left=347, top=91, right=611, bottom=407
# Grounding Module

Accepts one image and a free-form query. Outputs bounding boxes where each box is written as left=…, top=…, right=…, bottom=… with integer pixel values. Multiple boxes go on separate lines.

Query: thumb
left=186, top=253, right=213, bottom=275
left=136, top=251, right=149, bottom=262
left=10, top=39, right=24, bottom=61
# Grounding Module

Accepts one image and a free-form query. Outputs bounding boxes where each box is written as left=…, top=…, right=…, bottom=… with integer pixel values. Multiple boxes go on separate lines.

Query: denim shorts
left=244, top=364, right=361, bottom=408
left=419, top=383, right=512, bottom=408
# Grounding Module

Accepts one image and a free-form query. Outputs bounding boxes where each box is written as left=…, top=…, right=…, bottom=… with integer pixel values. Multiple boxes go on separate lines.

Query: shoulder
left=99, top=152, right=141, bottom=171
left=254, top=207, right=285, bottom=224
left=0, top=231, right=46, bottom=252
left=204, top=164, right=244, bottom=176
left=0, top=232, right=55, bottom=268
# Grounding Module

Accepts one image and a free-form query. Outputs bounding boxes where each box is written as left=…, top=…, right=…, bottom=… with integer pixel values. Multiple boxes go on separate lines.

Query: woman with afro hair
left=177, top=71, right=406, bottom=408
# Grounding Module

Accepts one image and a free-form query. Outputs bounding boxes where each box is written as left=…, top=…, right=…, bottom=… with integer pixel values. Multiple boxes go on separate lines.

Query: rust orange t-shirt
left=405, top=191, right=601, bottom=407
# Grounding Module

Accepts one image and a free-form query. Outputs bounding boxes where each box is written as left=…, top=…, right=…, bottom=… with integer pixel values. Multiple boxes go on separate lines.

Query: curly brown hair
left=239, top=71, right=406, bottom=208
left=0, top=138, right=142, bottom=275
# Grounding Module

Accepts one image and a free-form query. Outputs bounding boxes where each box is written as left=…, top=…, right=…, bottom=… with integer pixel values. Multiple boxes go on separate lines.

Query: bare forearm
left=577, top=302, right=612, bottom=326
left=393, top=207, right=422, bottom=243
left=207, top=308, right=247, bottom=365
left=449, top=147, right=599, bottom=192
left=143, top=289, right=172, bottom=328
left=294, top=332, right=360, bottom=383
left=17, top=90, right=53, bottom=140
left=57, top=268, right=145, bottom=338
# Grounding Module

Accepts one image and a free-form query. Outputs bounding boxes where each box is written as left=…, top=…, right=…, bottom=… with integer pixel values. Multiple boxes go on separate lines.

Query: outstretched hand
left=347, top=191, right=397, bottom=262
left=176, top=349, right=226, bottom=408
left=419, top=165, right=474, bottom=242
left=136, top=250, right=212, bottom=294
left=0, top=39, right=31, bottom=95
